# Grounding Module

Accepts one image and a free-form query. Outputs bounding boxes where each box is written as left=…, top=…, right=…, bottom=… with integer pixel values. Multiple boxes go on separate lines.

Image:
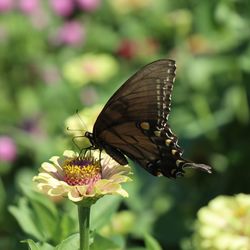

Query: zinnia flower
left=0, top=0, right=13, bottom=12
left=192, top=194, right=250, bottom=250
left=57, top=21, right=85, bottom=47
left=33, top=150, right=132, bottom=203
left=50, top=0, right=74, bottom=17
left=63, top=53, right=119, bottom=86
left=65, top=105, right=102, bottom=137
left=77, top=0, right=101, bottom=12
left=0, top=136, right=17, bottom=162
left=18, top=0, right=39, bottom=14
left=108, top=0, right=152, bottom=14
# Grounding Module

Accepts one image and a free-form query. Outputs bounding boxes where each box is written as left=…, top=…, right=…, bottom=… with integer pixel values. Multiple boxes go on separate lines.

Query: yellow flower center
left=62, top=157, right=101, bottom=186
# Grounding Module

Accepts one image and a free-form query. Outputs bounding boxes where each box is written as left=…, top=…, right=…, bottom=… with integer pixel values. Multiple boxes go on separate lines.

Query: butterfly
left=84, top=59, right=212, bottom=178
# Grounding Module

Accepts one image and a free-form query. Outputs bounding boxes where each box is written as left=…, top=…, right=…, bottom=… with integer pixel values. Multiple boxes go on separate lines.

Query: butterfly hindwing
left=96, top=118, right=186, bottom=177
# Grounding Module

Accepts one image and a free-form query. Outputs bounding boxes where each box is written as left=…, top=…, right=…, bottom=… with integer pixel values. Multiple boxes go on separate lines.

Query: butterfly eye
left=85, top=132, right=92, bottom=138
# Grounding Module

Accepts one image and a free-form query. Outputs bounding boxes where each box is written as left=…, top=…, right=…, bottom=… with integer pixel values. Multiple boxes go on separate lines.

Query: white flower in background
left=192, top=194, right=250, bottom=250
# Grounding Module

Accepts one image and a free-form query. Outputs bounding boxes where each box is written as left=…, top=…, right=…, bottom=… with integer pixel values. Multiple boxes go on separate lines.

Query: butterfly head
left=84, top=131, right=96, bottom=147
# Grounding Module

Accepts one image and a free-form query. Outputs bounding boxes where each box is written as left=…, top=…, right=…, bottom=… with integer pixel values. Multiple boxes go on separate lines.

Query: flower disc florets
left=63, top=156, right=101, bottom=186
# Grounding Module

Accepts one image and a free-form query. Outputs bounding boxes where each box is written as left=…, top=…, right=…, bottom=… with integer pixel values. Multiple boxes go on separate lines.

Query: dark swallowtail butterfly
left=84, top=59, right=212, bottom=178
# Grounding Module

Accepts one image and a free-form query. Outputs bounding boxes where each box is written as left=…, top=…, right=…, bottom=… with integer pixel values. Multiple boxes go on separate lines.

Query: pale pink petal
left=41, top=162, right=58, bottom=173
left=76, top=185, right=88, bottom=196
left=109, top=174, right=132, bottom=183
left=63, top=150, right=78, bottom=158
left=68, top=188, right=84, bottom=202
left=48, top=186, right=67, bottom=196
left=37, top=183, right=51, bottom=193
left=115, top=188, right=129, bottom=197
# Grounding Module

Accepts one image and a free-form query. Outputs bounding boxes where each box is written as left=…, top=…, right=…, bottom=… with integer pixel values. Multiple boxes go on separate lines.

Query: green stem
left=78, top=205, right=91, bottom=250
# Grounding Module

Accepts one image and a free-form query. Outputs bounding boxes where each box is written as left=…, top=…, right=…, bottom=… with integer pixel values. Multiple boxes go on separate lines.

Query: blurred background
left=0, top=0, right=250, bottom=249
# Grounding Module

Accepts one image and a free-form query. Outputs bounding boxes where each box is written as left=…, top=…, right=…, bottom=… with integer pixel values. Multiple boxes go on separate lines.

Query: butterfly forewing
left=93, top=59, right=176, bottom=135
left=89, top=59, right=212, bottom=178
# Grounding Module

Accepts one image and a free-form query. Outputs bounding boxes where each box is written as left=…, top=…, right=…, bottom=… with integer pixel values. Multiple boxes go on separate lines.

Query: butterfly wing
left=92, top=59, right=211, bottom=178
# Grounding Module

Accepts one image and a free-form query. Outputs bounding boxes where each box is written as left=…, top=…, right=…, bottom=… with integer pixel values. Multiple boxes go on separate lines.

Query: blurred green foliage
left=0, top=0, right=250, bottom=249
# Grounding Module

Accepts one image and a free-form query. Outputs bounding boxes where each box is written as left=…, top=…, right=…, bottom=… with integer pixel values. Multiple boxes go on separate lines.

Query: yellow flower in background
left=63, top=53, right=119, bottom=87
left=192, top=194, right=250, bottom=250
left=108, top=0, right=152, bottom=14
left=33, top=150, right=132, bottom=203
left=65, top=105, right=102, bottom=136
left=100, top=210, right=136, bottom=237
left=65, top=105, right=102, bottom=148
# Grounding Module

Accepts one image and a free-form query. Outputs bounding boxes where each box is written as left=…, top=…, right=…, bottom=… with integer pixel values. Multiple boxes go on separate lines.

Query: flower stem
left=78, top=205, right=91, bottom=250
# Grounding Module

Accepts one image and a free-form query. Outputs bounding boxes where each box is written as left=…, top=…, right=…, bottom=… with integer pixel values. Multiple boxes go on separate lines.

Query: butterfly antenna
left=67, top=127, right=85, bottom=133
left=76, top=109, right=88, bottom=132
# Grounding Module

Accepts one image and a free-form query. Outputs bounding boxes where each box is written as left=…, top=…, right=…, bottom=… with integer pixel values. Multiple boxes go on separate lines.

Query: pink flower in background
left=77, top=0, right=101, bottom=12
left=29, top=8, right=49, bottom=29
left=51, top=0, right=74, bottom=17
left=58, top=21, right=85, bottom=46
left=0, top=136, right=17, bottom=162
left=0, top=0, right=14, bottom=12
left=18, top=0, right=39, bottom=14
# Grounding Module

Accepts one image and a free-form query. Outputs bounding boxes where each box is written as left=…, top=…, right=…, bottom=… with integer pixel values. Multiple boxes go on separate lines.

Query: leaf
left=0, top=178, right=6, bottom=222
left=22, top=239, right=41, bottom=250
left=9, top=192, right=59, bottom=242
left=9, top=198, right=44, bottom=241
left=127, top=248, right=146, bottom=250
left=22, top=239, right=55, bottom=250
left=144, top=234, right=162, bottom=250
left=57, top=213, right=78, bottom=242
left=29, top=198, right=58, bottom=241
left=18, top=174, right=58, bottom=219
left=90, top=234, right=119, bottom=250
left=55, top=233, right=79, bottom=250
left=91, top=196, right=121, bottom=230
left=39, top=243, right=55, bottom=250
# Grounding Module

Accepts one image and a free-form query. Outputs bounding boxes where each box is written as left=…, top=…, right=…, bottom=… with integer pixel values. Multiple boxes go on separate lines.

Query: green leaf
left=90, top=234, right=119, bottom=250
left=39, top=243, right=55, bottom=250
left=9, top=192, right=59, bottom=242
left=22, top=239, right=41, bottom=250
left=18, top=174, right=58, bottom=219
left=29, top=198, right=58, bottom=241
left=9, top=198, right=44, bottom=241
left=127, top=248, right=146, bottom=250
left=0, top=178, right=6, bottom=222
left=57, top=213, right=78, bottom=242
left=144, top=234, right=162, bottom=250
left=55, top=233, right=79, bottom=250
left=91, top=196, right=121, bottom=230
left=22, top=239, right=54, bottom=250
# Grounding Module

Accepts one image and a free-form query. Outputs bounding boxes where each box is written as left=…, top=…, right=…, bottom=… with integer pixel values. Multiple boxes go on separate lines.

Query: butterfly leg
left=98, top=149, right=102, bottom=164
left=80, top=145, right=93, bottom=157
